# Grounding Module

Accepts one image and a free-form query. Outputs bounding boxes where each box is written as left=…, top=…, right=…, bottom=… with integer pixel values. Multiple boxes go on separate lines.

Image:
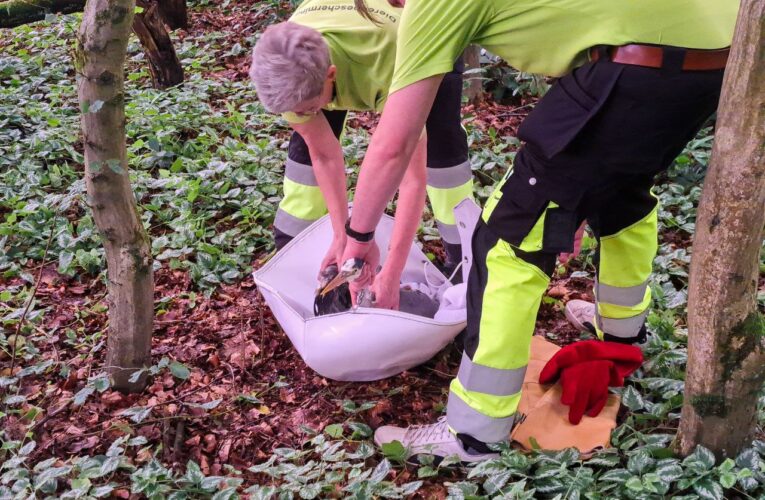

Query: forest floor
left=1, top=0, right=763, bottom=498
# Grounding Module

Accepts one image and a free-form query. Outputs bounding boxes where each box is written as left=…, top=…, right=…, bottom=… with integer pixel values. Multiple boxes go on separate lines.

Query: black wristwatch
left=345, top=219, right=375, bottom=242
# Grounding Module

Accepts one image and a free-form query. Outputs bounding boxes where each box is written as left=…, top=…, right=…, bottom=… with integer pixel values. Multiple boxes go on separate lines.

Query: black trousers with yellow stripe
left=448, top=56, right=724, bottom=444
left=274, top=62, right=472, bottom=266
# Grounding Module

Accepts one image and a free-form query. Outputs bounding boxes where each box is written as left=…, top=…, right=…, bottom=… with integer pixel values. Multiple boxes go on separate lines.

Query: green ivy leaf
left=654, top=461, right=684, bottom=482
left=627, top=450, right=655, bottom=475
left=599, top=468, right=632, bottom=484
left=99, top=456, right=120, bottom=476
left=735, top=448, right=759, bottom=471
left=169, top=361, right=190, bottom=380
left=417, top=466, right=438, bottom=479
left=92, top=375, right=110, bottom=392
left=297, top=483, right=321, bottom=499
left=324, top=424, right=343, bottom=438
left=399, top=481, right=423, bottom=496
left=483, top=470, right=512, bottom=494
left=73, top=386, right=94, bottom=406
left=211, top=487, right=238, bottom=500
left=122, top=406, right=152, bottom=423
left=625, top=476, right=643, bottom=492
left=688, top=446, right=716, bottom=471
left=622, top=385, right=645, bottom=411
left=185, top=460, right=205, bottom=485
left=587, top=453, right=620, bottom=468
left=18, top=441, right=35, bottom=456
left=348, top=422, right=372, bottom=439
left=91, top=485, right=115, bottom=498
left=693, top=477, right=724, bottom=500
left=244, top=485, right=277, bottom=500
left=719, top=472, right=736, bottom=489
left=370, top=459, right=392, bottom=483
left=381, top=441, right=406, bottom=463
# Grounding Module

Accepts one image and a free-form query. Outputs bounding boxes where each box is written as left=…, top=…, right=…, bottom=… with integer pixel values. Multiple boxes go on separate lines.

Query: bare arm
left=349, top=75, right=444, bottom=234
left=368, top=132, right=428, bottom=309
left=292, top=114, right=348, bottom=267
left=340, top=76, right=445, bottom=286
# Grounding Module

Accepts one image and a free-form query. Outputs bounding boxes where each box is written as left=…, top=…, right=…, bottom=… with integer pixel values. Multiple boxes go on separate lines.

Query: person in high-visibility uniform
left=337, top=0, right=738, bottom=460
left=250, top=0, right=473, bottom=287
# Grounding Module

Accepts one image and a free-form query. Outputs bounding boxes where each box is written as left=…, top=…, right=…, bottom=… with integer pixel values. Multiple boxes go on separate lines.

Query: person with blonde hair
left=250, top=0, right=473, bottom=307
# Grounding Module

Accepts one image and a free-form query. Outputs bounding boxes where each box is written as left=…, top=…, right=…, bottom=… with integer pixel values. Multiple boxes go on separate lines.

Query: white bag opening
left=253, top=200, right=481, bottom=381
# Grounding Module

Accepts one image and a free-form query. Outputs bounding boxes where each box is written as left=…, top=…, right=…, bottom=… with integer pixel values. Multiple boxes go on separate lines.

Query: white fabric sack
left=253, top=199, right=482, bottom=381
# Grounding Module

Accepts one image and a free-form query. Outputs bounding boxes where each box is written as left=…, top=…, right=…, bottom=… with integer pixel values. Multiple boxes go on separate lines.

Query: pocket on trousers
left=486, top=172, right=549, bottom=247
left=542, top=207, right=577, bottom=254
left=517, top=63, right=622, bottom=159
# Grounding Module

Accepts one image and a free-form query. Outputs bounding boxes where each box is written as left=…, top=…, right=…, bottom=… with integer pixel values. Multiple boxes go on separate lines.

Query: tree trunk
left=157, top=0, right=187, bottom=30
left=676, top=0, right=765, bottom=458
left=0, top=0, right=84, bottom=28
left=463, top=45, right=483, bottom=106
left=132, top=0, right=184, bottom=89
left=76, top=0, right=153, bottom=392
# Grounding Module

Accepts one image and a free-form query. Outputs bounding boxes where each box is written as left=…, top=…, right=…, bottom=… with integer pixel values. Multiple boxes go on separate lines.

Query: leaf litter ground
left=2, top=0, right=764, bottom=497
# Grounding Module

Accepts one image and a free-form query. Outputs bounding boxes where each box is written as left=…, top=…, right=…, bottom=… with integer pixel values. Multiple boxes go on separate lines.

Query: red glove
left=540, top=340, right=643, bottom=424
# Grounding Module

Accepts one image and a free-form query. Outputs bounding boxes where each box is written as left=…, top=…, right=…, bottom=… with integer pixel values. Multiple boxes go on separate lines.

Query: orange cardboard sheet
left=510, top=336, right=619, bottom=455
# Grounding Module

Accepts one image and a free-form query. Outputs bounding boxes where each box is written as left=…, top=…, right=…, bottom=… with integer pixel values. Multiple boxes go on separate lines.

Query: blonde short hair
left=249, top=22, right=331, bottom=114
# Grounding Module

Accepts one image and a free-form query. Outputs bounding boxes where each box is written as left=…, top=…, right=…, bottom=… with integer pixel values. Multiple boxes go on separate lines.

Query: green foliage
left=0, top=434, right=244, bottom=499
left=246, top=435, right=421, bottom=499
left=459, top=444, right=765, bottom=498
left=3, top=8, right=765, bottom=500
left=481, top=60, right=551, bottom=102
left=1, top=16, right=300, bottom=293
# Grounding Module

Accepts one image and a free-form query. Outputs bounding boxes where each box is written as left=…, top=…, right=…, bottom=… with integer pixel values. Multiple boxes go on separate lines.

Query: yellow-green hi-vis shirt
left=281, top=0, right=400, bottom=124
left=391, top=0, right=739, bottom=93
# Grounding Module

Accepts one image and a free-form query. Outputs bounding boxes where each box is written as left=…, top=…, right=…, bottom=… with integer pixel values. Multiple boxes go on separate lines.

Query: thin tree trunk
left=157, top=0, right=187, bottom=30
left=76, top=0, right=153, bottom=392
left=463, top=45, right=483, bottom=106
left=676, top=0, right=765, bottom=458
left=132, top=0, right=184, bottom=90
left=0, top=0, right=84, bottom=28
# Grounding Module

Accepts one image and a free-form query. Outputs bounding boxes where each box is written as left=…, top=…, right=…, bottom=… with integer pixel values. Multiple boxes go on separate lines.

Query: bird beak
left=320, top=258, right=364, bottom=296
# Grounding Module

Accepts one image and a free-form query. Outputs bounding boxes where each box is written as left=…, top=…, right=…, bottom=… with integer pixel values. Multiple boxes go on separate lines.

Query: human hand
left=318, top=233, right=347, bottom=281
left=341, top=238, right=380, bottom=306
left=369, top=268, right=400, bottom=310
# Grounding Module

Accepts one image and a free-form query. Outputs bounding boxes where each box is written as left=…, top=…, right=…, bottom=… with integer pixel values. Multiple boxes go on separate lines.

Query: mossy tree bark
left=76, top=0, right=153, bottom=392
left=133, top=0, right=184, bottom=89
left=676, top=0, right=765, bottom=458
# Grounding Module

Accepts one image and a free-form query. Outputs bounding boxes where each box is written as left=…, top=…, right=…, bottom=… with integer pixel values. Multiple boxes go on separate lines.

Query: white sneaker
left=373, top=417, right=499, bottom=463
left=565, top=299, right=597, bottom=333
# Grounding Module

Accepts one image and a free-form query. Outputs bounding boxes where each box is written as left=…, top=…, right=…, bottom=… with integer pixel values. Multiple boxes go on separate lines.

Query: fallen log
left=0, top=0, right=85, bottom=28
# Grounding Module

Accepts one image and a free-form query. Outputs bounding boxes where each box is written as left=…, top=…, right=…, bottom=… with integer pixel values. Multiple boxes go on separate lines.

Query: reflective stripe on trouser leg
left=426, top=161, right=474, bottom=245
left=275, top=159, right=327, bottom=237
left=447, top=233, right=550, bottom=443
left=595, top=205, right=658, bottom=339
